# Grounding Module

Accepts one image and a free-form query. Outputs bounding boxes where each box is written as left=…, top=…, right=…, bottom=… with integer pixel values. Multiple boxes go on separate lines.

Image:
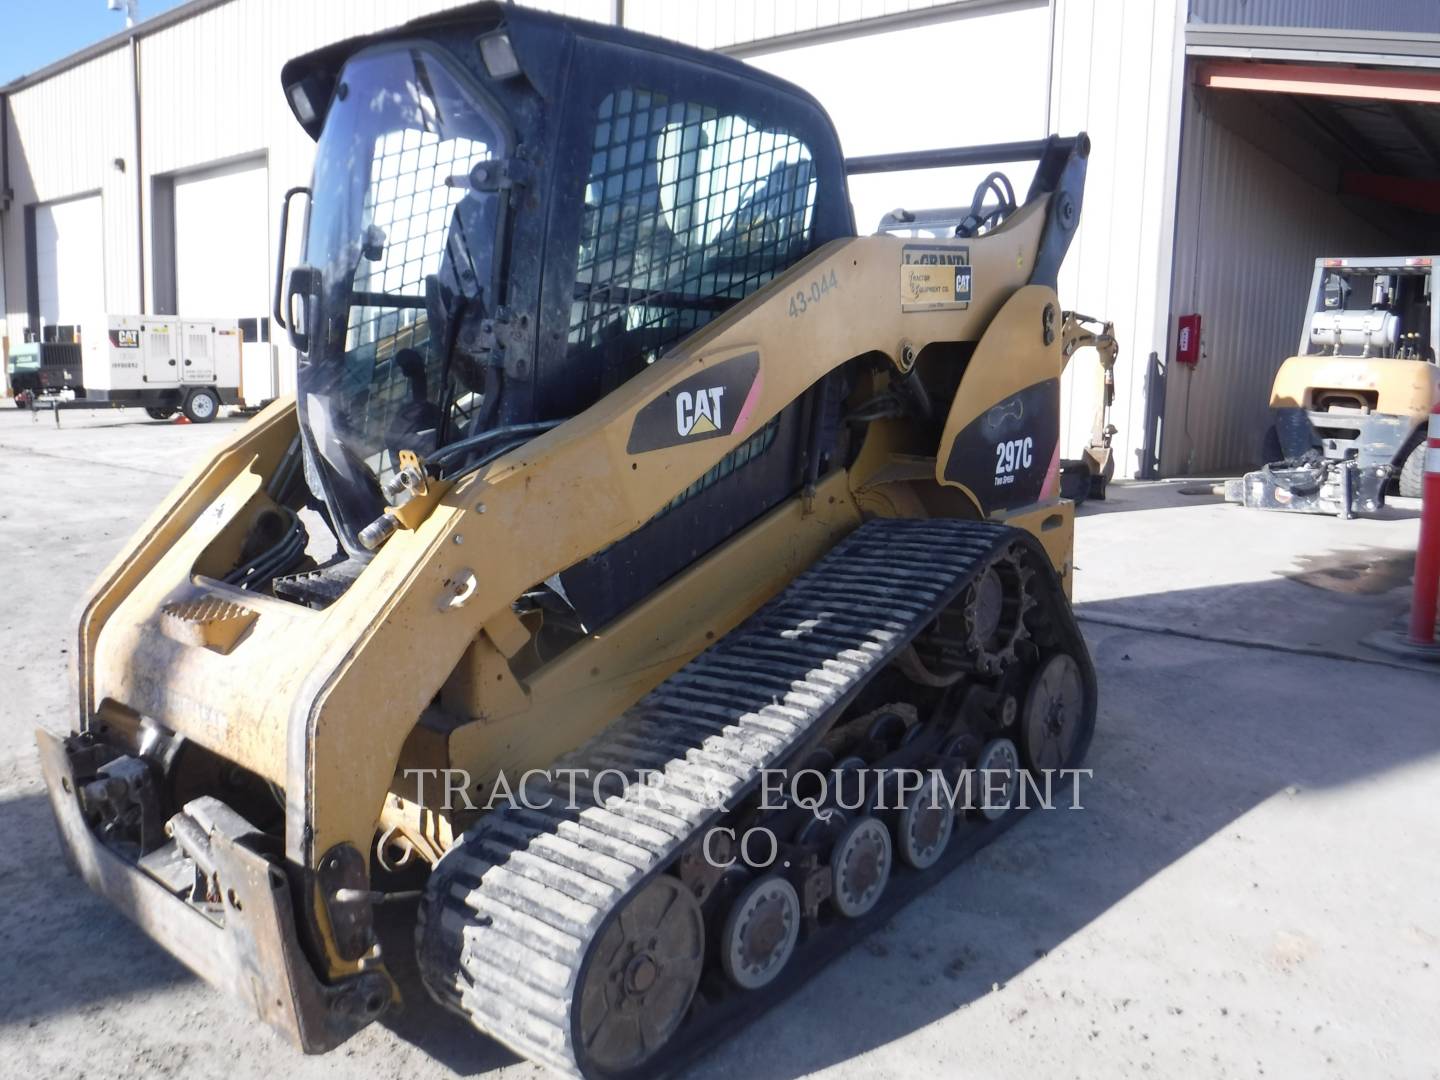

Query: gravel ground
left=1, top=406, right=1436, bottom=1079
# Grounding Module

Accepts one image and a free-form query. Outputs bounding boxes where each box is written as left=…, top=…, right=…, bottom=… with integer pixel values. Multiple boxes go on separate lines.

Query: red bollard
left=1408, top=403, right=1440, bottom=645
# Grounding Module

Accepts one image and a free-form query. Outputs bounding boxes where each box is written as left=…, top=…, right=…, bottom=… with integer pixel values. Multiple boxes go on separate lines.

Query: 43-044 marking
left=788, top=268, right=840, bottom=318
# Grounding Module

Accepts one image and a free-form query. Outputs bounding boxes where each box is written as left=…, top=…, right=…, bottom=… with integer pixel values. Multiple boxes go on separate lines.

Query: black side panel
left=560, top=398, right=806, bottom=630
left=626, top=351, right=760, bottom=453
left=943, top=377, right=1060, bottom=511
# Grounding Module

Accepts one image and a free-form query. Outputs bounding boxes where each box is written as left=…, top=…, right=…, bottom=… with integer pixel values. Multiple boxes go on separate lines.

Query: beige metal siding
left=1161, top=85, right=1398, bottom=475
left=1049, top=0, right=1187, bottom=479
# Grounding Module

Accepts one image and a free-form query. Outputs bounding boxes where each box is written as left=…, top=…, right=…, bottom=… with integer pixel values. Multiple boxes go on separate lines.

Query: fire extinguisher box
left=1176, top=314, right=1201, bottom=366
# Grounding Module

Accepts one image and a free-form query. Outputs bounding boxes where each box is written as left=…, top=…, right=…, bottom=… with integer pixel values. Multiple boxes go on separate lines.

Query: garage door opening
left=1162, top=59, right=1440, bottom=477
left=28, top=192, right=105, bottom=337
left=153, top=156, right=270, bottom=320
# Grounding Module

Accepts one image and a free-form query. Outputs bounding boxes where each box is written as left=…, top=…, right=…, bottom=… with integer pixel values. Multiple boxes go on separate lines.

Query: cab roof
left=280, top=2, right=834, bottom=142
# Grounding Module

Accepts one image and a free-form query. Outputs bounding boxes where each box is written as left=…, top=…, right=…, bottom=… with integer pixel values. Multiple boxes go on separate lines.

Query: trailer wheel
left=146, top=407, right=176, bottom=420
left=182, top=389, right=219, bottom=424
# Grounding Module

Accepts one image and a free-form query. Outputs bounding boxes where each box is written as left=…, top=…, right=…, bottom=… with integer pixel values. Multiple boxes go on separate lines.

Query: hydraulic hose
left=223, top=507, right=308, bottom=590
left=443, top=431, right=555, bottom=484
left=428, top=419, right=563, bottom=473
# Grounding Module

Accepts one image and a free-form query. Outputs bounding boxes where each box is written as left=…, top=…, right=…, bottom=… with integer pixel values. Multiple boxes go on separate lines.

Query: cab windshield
left=297, top=45, right=508, bottom=551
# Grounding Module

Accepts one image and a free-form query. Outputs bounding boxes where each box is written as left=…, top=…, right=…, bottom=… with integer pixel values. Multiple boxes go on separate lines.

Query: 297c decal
left=943, top=378, right=1059, bottom=510
left=627, top=351, right=762, bottom=454
left=993, top=437, right=1034, bottom=486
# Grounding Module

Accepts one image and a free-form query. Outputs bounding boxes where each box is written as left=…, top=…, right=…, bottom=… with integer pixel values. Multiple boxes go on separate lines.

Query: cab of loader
left=277, top=4, right=854, bottom=620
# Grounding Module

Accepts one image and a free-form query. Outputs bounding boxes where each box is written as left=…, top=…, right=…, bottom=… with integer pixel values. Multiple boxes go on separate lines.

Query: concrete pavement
left=1, top=406, right=1435, bottom=1079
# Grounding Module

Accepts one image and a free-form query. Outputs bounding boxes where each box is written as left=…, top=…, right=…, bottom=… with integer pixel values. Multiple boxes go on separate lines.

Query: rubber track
left=418, top=518, right=1020, bottom=1076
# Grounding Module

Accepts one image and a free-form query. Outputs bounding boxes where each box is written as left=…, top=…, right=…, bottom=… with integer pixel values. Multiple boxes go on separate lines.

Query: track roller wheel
left=896, top=774, right=954, bottom=869
left=577, top=875, right=705, bottom=1075
left=866, top=710, right=907, bottom=747
left=720, top=875, right=801, bottom=991
left=829, top=756, right=871, bottom=817
left=975, top=738, right=1019, bottom=822
left=1020, top=652, right=1086, bottom=772
left=796, top=807, right=847, bottom=849
left=830, top=817, right=891, bottom=918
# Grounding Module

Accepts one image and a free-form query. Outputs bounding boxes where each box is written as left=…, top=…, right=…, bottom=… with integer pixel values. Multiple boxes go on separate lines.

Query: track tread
left=419, top=518, right=1027, bottom=1077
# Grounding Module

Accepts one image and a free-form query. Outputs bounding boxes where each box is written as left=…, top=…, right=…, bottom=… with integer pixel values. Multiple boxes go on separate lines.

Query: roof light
left=1407, top=257, right=1432, bottom=267
left=477, top=30, right=521, bottom=80
left=288, top=83, right=316, bottom=126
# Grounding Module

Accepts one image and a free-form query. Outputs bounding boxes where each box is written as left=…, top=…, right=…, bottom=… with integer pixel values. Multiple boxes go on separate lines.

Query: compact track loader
left=38, top=6, right=1098, bottom=1075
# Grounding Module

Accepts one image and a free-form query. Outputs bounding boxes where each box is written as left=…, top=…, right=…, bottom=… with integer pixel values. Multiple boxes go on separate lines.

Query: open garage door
left=173, top=159, right=269, bottom=318
left=1163, top=59, right=1440, bottom=476
left=742, top=3, right=1050, bottom=235
left=34, top=194, right=105, bottom=330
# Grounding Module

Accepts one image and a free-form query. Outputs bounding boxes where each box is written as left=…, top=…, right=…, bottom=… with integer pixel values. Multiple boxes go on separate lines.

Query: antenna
left=106, top=0, right=139, bottom=29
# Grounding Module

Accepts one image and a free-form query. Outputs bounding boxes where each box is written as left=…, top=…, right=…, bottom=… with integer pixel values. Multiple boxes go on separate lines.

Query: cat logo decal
left=676, top=387, right=725, bottom=437
left=628, top=351, right=762, bottom=454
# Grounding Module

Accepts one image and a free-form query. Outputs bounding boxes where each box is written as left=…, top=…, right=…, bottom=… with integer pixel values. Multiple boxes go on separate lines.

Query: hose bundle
left=223, top=507, right=308, bottom=591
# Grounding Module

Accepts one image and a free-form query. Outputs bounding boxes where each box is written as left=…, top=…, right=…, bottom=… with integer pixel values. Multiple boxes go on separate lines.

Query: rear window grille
left=570, top=88, right=819, bottom=364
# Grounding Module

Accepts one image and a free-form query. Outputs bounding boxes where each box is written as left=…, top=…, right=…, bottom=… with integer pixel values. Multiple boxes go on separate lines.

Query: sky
left=0, top=0, right=190, bottom=86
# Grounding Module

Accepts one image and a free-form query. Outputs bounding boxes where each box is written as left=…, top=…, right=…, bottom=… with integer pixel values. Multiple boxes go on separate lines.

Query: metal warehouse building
left=2, top=0, right=1438, bottom=476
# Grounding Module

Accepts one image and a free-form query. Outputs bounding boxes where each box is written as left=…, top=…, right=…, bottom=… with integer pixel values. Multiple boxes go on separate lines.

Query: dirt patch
left=1287, top=548, right=1414, bottom=596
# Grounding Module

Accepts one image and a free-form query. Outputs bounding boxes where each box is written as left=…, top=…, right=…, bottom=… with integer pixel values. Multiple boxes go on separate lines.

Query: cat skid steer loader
left=37, top=6, right=1099, bottom=1076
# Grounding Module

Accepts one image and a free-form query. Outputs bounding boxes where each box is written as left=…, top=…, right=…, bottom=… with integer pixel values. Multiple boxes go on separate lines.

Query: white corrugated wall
left=741, top=3, right=1052, bottom=235
left=2, top=45, right=141, bottom=342
left=622, top=0, right=979, bottom=50
left=1161, top=83, right=1401, bottom=475
left=1049, top=0, right=1187, bottom=479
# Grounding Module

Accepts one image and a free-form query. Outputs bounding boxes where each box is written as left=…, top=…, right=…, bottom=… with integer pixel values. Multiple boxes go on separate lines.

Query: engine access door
left=141, top=319, right=180, bottom=386
left=181, top=322, right=216, bottom=383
